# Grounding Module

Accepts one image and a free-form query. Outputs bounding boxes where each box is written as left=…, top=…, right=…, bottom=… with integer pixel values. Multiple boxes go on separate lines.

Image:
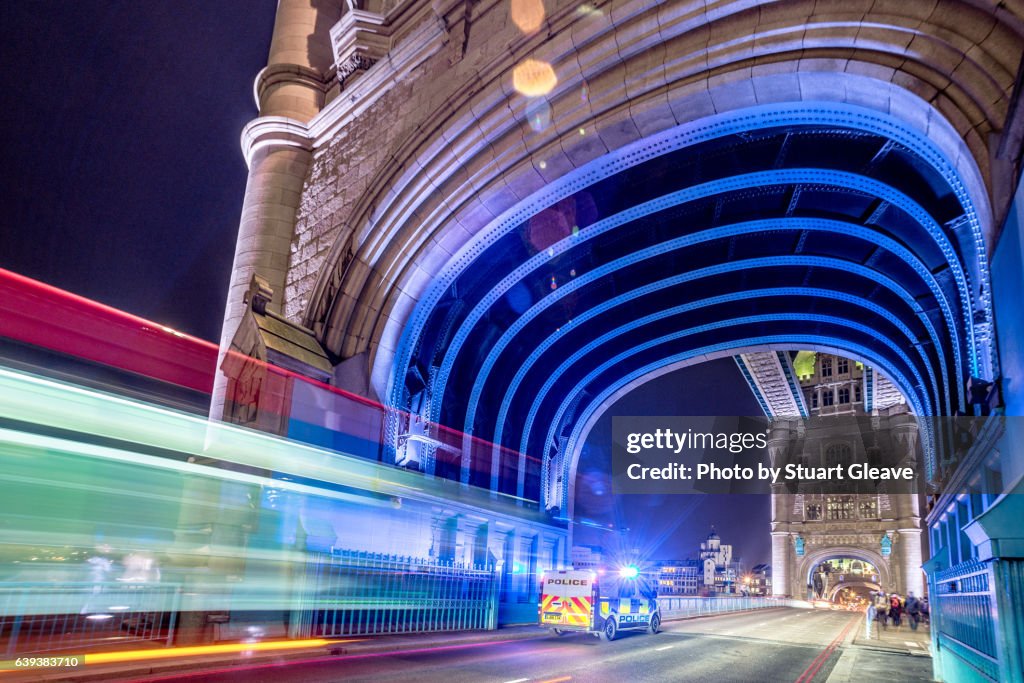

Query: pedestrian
left=873, top=591, right=889, bottom=631
left=866, top=600, right=877, bottom=639
left=921, top=597, right=930, bottom=626
left=889, top=593, right=903, bottom=628
left=906, top=592, right=922, bottom=631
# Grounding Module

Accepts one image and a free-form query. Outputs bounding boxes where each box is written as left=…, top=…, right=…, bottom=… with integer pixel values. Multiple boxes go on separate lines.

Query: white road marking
left=502, top=679, right=529, bottom=683
left=906, top=641, right=919, bottom=648
left=654, top=645, right=673, bottom=651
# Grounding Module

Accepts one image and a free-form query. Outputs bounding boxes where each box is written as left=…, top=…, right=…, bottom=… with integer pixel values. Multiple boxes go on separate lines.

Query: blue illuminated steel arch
left=531, top=313, right=932, bottom=497
left=548, top=335, right=933, bottom=513
left=487, top=286, right=941, bottom=495
left=447, top=170, right=970, bottom=444
left=520, top=259, right=942, bottom=479
left=459, top=217, right=960, bottom=458
left=387, top=102, right=991, bottom=428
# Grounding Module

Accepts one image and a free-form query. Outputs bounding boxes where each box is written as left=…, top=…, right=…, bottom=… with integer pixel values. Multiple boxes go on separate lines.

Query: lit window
left=859, top=499, right=878, bottom=519
left=826, top=496, right=855, bottom=520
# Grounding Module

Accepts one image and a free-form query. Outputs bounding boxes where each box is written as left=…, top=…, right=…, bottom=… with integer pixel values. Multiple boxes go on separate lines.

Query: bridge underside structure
left=215, top=0, right=1024, bottom=677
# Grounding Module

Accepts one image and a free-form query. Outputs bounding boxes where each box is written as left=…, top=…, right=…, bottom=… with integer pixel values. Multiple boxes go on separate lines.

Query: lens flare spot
left=513, top=59, right=557, bottom=97
left=526, top=98, right=551, bottom=132
left=511, top=0, right=545, bottom=34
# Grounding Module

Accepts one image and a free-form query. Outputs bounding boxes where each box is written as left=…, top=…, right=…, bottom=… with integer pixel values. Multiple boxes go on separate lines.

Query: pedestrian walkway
left=826, top=646, right=935, bottom=682
left=826, top=615, right=935, bottom=683
left=855, top=614, right=932, bottom=655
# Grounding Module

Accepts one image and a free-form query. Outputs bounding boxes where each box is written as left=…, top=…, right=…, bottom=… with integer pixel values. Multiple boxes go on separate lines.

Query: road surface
left=128, top=608, right=931, bottom=683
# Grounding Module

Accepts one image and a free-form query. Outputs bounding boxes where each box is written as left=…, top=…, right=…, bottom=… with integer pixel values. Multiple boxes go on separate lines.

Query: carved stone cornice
left=330, top=9, right=391, bottom=87
left=337, top=54, right=378, bottom=82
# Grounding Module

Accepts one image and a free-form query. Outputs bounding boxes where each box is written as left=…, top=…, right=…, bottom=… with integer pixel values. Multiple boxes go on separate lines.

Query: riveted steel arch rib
left=387, top=102, right=995, bottom=428
left=530, top=312, right=931, bottom=495
left=462, top=217, right=960, bottom=475
left=450, top=170, right=970, bottom=449
left=489, top=286, right=940, bottom=497
left=387, top=103, right=991, bottom=429
left=545, top=335, right=932, bottom=512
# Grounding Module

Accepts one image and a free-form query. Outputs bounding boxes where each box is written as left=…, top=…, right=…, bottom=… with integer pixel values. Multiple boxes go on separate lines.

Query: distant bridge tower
left=736, top=350, right=924, bottom=599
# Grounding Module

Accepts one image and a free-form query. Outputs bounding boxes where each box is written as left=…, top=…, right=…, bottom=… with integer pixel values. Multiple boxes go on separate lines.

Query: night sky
left=576, top=358, right=771, bottom=566
left=1, top=3, right=768, bottom=563
left=1, top=1, right=275, bottom=342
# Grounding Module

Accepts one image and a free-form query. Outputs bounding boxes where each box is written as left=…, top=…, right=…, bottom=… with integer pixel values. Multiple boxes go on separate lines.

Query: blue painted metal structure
left=386, top=102, right=995, bottom=512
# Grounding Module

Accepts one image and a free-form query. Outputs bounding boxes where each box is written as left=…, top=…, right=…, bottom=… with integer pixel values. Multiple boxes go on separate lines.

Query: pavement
left=2, top=606, right=931, bottom=683
left=825, top=614, right=934, bottom=683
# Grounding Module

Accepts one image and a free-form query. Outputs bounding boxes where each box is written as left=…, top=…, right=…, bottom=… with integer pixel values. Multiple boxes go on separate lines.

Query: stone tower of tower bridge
left=735, top=350, right=924, bottom=600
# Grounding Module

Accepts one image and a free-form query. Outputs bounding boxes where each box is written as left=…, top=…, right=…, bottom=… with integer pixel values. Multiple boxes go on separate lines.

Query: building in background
left=698, top=528, right=741, bottom=594
left=747, top=564, right=772, bottom=596
left=570, top=545, right=603, bottom=571
left=655, top=529, right=744, bottom=596
left=655, top=559, right=700, bottom=595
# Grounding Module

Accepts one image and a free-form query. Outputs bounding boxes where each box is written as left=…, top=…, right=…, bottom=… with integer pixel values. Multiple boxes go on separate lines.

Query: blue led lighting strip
left=777, top=351, right=809, bottom=419
left=448, top=178, right=968, bottom=456
left=865, top=367, right=875, bottom=412
left=473, top=216, right=956, bottom=463
left=550, top=335, right=934, bottom=512
left=389, top=103, right=990, bottom=434
left=495, top=283, right=942, bottom=498
left=532, top=312, right=930, bottom=495
left=446, top=170, right=970, bottom=442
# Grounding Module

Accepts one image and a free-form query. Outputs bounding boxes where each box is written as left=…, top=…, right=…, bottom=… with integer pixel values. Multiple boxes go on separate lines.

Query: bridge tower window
left=825, top=443, right=851, bottom=467
left=826, top=496, right=855, bottom=520
left=859, top=499, right=879, bottom=519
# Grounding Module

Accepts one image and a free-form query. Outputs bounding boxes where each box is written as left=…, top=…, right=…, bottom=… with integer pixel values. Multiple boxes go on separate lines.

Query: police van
left=539, top=568, right=661, bottom=641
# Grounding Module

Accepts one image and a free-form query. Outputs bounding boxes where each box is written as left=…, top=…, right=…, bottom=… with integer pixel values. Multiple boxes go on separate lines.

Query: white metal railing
left=658, top=595, right=798, bottom=619
left=0, top=581, right=180, bottom=657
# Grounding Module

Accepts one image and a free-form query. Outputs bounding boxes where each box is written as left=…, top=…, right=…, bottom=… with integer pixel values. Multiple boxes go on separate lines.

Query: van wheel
left=551, top=628, right=568, bottom=636
left=601, top=617, right=618, bottom=642
left=648, top=613, right=661, bottom=634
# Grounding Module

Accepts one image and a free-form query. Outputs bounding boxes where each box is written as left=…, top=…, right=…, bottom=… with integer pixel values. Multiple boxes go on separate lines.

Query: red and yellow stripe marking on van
left=542, top=594, right=593, bottom=627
